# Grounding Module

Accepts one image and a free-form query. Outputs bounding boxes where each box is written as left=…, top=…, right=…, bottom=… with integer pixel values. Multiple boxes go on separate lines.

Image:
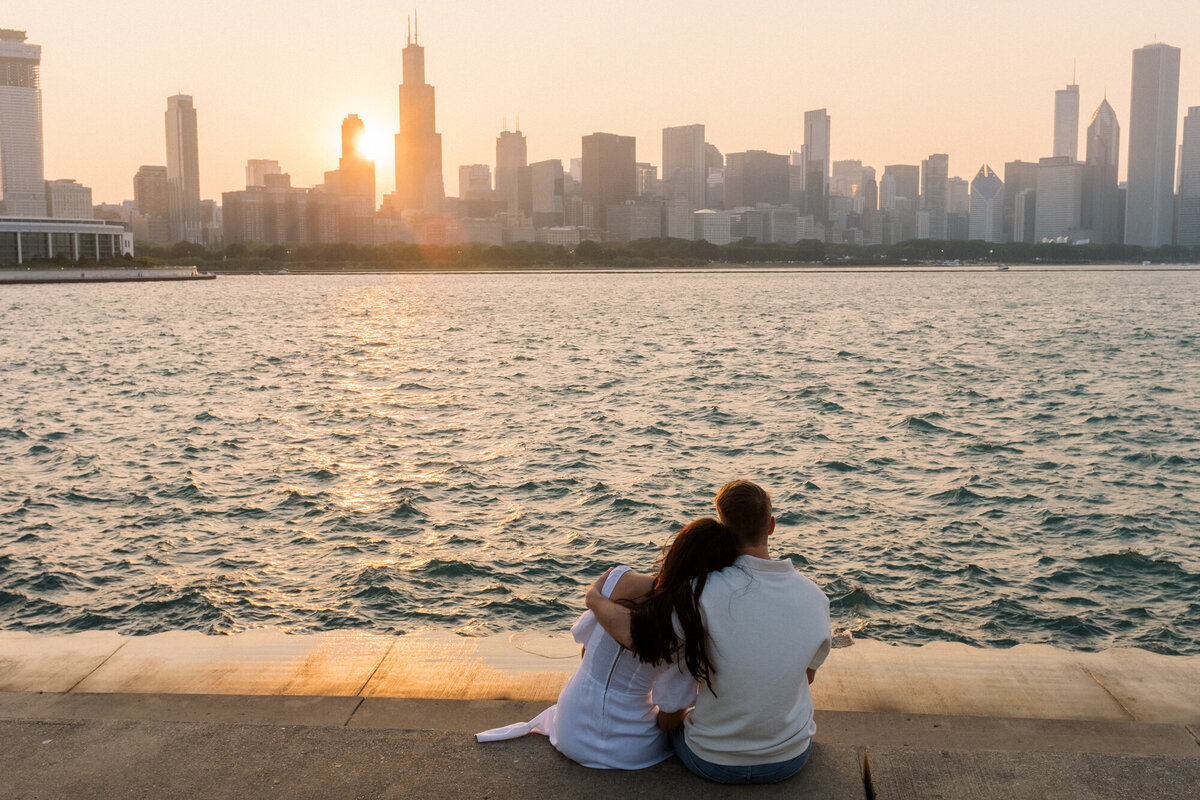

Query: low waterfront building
left=0, top=217, right=132, bottom=264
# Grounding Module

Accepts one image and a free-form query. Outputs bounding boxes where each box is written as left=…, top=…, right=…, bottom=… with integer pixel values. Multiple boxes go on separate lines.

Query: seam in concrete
left=861, top=750, right=876, bottom=800
left=352, top=638, right=398, bottom=698
left=65, top=640, right=128, bottom=694
left=1078, top=663, right=1136, bottom=721
left=341, top=696, right=366, bottom=728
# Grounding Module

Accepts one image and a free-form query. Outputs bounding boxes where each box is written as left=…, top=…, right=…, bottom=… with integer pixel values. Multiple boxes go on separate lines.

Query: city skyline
left=9, top=2, right=1200, bottom=208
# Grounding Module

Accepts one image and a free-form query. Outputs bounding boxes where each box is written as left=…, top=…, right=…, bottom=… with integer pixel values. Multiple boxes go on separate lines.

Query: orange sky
left=14, top=1, right=1200, bottom=206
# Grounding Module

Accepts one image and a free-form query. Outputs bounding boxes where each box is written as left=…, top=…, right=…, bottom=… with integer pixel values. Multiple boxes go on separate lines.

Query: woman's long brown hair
left=625, top=518, right=739, bottom=693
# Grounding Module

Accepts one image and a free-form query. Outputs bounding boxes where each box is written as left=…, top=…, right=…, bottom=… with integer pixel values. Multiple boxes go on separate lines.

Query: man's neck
left=739, top=543, right=770, bottom=559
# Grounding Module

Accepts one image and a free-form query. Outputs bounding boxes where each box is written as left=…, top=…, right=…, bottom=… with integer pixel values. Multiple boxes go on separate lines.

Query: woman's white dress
left=475, top=565, right=699, bottom=769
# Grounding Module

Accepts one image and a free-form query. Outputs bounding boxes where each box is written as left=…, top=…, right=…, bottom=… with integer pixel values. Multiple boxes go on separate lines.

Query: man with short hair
left=586, top=480, right=831, bottom=784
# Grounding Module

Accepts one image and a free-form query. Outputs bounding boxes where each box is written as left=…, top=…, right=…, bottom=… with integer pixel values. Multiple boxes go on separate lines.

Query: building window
left=0, top=232, right=17, bottom=265
left=77, top=234, right=98, bottom=261
left=51, top=233, right=73, bottom=259
left=19, top=232, right=49, bottom=261
left=98, top=235, right=117, bottom=259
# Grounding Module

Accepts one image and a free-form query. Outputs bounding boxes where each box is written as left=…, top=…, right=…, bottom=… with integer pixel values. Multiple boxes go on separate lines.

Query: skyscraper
left=1054, top=82, right=1080, bottom=161
left=969, top=165, right=1005, bottom=243
left=1082, top=98, right=1121, bottom=243
left=803, top=109, right=830, bottom=225
left=393, top=16, right=444, bottom=214
left=320, top=114, right=376, bottom=244
left=1125, top=42, right=1180, bottom=247
left=458, top=164, right=492, bottom=201
left=495, top=128, right=527, bottom=214
left=1003, top=160, right=1040, bottom=243
left=526, top=159, right=564, bottom=228
left=1034, top=156, right=1084, bottom=242
left=662, top=124, right=707, bottom=211
left=724, top=151, right=789, bottom=208
left=920, top=154, right=949, bottom=239
left=1178, top=106, right=1200, bottom=246
left=133, top=165, right=170, bottom=245
left=581, top=132, right=635, bottom=232
left=165, top=94, right=202, bottom=243
left=0, top=30, right=45, bottom=216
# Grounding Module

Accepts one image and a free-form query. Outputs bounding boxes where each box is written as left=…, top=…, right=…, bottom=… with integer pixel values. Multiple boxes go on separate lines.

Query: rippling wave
left=1, top=270, right=1198, bottom=654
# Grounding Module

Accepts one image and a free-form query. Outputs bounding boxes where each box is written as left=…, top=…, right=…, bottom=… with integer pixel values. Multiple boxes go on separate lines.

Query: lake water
left=1, top=269, right=1197, bottom=653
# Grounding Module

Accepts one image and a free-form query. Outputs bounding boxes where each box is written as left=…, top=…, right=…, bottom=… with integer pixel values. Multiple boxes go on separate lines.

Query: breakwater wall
left=0, top=267, right=213, bottom=283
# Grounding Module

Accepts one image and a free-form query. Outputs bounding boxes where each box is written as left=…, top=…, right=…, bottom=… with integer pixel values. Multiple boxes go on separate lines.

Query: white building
left=693, top=209, right=731, bottom=244
left=1034, top=156, right=1084, bottom=242
left=1125, top=42, right=1180, bottom=247
left=0, top=217, right=131, bottom=263
left=1054, top=83, right=1080, bottom=161
left=969, top=165, right=1005, bottom=243
left=0, top=30, right=45, bottom=217
left=45, top=179, right=93, bottom=219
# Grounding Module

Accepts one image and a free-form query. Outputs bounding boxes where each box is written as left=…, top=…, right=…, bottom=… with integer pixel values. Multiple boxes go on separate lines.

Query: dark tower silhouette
left=393, top=13, right=444, bottom=214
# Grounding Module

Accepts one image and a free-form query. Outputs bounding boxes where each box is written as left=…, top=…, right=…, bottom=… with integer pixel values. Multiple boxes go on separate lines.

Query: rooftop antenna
left=502, top=115, right=507, bottom=132
left=414, top=9, right=419, bottom=44
left=1072, top=58, right=1077, bottom=85
left=516, top=113, right=520, bottom=132
left=406, top=15, right=411, bottom=45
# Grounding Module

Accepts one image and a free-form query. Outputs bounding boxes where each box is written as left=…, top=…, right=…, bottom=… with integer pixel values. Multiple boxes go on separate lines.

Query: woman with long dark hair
left=476, top=518, right=739, bottom=769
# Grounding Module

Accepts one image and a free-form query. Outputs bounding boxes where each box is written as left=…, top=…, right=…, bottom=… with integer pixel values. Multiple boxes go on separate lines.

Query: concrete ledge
left=2, top=631, right=1198, bottom=725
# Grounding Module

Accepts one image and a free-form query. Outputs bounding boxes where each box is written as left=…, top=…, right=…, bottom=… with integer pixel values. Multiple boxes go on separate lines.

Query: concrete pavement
left=1, top=631, right=1197, bottom=798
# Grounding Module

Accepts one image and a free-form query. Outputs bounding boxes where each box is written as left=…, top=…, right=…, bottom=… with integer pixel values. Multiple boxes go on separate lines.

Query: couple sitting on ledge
left=477, top=480, right=832, bottom=785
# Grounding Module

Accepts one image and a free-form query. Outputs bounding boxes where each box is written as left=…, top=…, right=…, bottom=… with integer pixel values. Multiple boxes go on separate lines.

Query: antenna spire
left=414, top=9, right=419, bottom=43
left=1073, top=58, right=1077, bottom=85
left=406, top=15, right=411, bottom=45
left=516, top=113, right=520, bottom=132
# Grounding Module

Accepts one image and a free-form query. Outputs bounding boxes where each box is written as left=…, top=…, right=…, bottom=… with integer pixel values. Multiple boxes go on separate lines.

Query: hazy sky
left=15, top=1, right=1200, bottom=205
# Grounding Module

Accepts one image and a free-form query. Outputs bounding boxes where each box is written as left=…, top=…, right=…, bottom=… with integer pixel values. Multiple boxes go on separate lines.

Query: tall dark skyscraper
left=393, top=16, right=444, bottom=214
left=1082, top=98, right=1121, bottom=244
left=1125, top=42, right=1180, bottom=247
left=165, top=94, right=201, bottom=243
left=581, top=132, right=635, bottom=231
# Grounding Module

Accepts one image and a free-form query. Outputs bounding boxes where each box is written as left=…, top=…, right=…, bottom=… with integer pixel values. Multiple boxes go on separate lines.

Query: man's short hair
left=714, top=480, right=772, bottom=545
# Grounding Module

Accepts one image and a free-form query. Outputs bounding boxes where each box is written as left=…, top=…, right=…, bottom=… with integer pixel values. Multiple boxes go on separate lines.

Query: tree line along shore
left=14, top=237, right=1200, bottom=272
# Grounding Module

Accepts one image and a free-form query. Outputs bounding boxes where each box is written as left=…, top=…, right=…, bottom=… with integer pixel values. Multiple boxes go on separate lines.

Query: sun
left=356, top=129, right=389, bottom=162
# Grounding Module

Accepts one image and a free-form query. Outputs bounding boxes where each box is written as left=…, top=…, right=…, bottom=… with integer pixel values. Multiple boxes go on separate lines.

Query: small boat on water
left=996, top=264, right=1009, bottom=271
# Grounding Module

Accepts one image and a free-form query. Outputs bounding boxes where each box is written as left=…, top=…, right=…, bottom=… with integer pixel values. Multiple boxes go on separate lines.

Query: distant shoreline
left=199, top=263, right=1200, bottom=276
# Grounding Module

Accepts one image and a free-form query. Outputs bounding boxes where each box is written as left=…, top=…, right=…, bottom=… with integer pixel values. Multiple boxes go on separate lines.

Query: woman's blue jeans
left=669, top=727, right=812, bottom=784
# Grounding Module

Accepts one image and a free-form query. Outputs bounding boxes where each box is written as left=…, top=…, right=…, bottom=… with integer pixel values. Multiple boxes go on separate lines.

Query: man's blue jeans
left=669, top=727, right=812, bottom=784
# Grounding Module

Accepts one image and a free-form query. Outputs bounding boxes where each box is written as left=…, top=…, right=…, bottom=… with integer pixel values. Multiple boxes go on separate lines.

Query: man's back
left=684, top=553, right=831, bottom=766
